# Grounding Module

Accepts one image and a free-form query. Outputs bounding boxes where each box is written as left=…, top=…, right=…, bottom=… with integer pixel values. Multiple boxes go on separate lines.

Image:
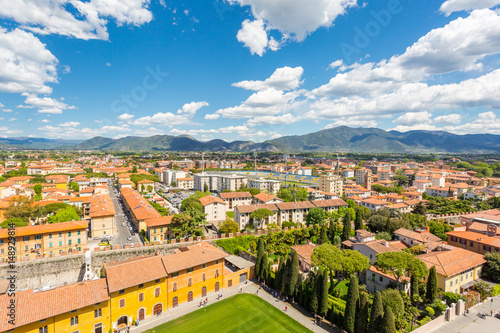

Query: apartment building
left=89, top=194, right=116, bottom=239
left=0, top=220, right=88, bottom=261
left=319, top=173, right=343, bottom=196
left=234, top=203, right=279, bottom=230
left=247, top=177, right=282, bottom=194
left=276, top=201, right=315, bottom=225
left=199, top=195, right=227, bottom=223
left=162, top=169, right=187, bottom=186
left=253, top=192, right=283, bottom=205
left=144, top=215, right=174, bottom=242
left=120, top=188, right=161, bottom=232
left=446, top=230, right=500, bottom=254
left=394, top=227, right=443, bottom=251
left=219, top=191, right=253, bottom=210
left=177, top=177, right=194, bottom=190
left=193, top=173, right=248, bottom=193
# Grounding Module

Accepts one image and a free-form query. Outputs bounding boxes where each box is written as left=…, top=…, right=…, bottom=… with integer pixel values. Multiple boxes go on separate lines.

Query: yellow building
left=89, top=194, right=116, bottom=238
left=0, top=220, right=88, bottom=261
left=120, top=188, right=160, bottom=232
left=144, top=215, right=174, bottom=242
left=0, top=279, right=110, bottom=333
left=418, top=247, right=486, bottom=293
left=105, top=256, right=168, bottom=330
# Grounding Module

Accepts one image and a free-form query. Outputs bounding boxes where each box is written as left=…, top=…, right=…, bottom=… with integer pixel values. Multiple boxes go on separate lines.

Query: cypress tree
left=426, top=266, right=437, bottom=303
left=320, top=268, right=329, bottom=316
left=280, top=256, right=290, bottom=294
left=341, top=211, right=352, bottom=241
left=329, top=221, right=336, bottom=243
left=310, top=271, right=320, bottom=314
left=255, top=238, right=264, bottom=279
left=380, top=307, right=396, bottom=333
left=355, top=293, right=369, bottom=333
left=343, top=276, right=359, bottom=333
left=354, top=209, right=363, bottom=231
left=320, top=225, right=328, bottom=244
left=329, top=268, right=335, bottom=294
left=288, top=251, right=300, bottom=296
left=369, top=291, right=384, bottom=333
left=274, top=256, right=283, bottom=289
left=410, top=274, right=418, bottom=300
left=261, top=254, right=269, bottom=284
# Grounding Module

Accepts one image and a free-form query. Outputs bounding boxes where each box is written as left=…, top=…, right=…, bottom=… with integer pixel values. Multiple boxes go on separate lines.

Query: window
left=94, top=309, right=102, bottom=318
left=161, top=227, right=163, bottom=232
left=469, top=241, right=474, bottom=246
left=59, top=241, right=62, bottom=246
left=138, top=283, right=144, bottom=288
left=172, top=272, right=178, bottom=278
left=215, top=269, right=219, bottom=278
left=187, top=268, right=193, bottom=273
left=202, top=264, right=206, bottom=269
left=155, top=287, right=161, bottom=297
left=68, top=232, right=72, bottom=237
left=369, top=254, right=373, bottom=259
left=372, top=273, right=375, bottom=281
left=70, top=316, right=78, bottom=326
left=188, top=278, right=192, bottom=287
left=119, top=289, right=125, bottom=294
left=68, top=240, right=72, bottom=245
left=155, top=279, right=160, bottom=283
left=23, top=236, right=30, bottom=242
left=39, top=327, right=48, bottom=333
left=77, top=231, right=81, bottom=235
left=24, top=245, right=28, bottom=252
left=139, top=292, right=144, bottom=302
left=215, top=260, right=219, bottom=265
left=77, top=238, right=81, bottom=244
left=202, top=273, right=206, bottom=282
left=173, top=282, right=177, bottom=291
left=59, top=232, right=62, bottom=238
left=119, top=299, right=125, bottom=308
left=35, top=235, right=41, bottom=240
left=379, top=276, right=383, bottom=282
left=450, top=280, right=453, bottom=287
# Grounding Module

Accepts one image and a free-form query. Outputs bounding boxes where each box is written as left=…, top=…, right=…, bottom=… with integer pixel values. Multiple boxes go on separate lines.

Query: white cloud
left=0, top=0, right=153, bottom=41
left=0, top=127, right=22, bottom=135
left=133, top=112, right=196, bottom=127
left=2, top=109, right=12, bottom=112
left=440, top=0, right=500, bottom=16
left=40, top=119, right=50, bottom=123
left=205, top=114, right=220, bottom=120
left=134, top=127, right=165, bottom=136
left=8, top=118, right=16, bottom=121
left=177, top=101, right=209, bottom=116
left=229, top=0, right=357, bottom=48
left=0, top=28, right=58, bottom=94
left=325, top=118, right=378, bottom=128
left=106, top=62, right=111, bottom=67
left=59, top=121, right=80, bottom=127
left=117, top=113, right=134, bottom=121
left=329, top=60, right=343, bottom=70
left=236, top=19, right=269, bottom=56
left=232, top=66, right=304, bottom=91
left=432, top=113, right=462, bottom=124
left=38, top=124, right=130, bottom=138
left=18, top=93, right=76, bottom=114
left=246, top=113, right=300, bottom=126
left=393, top=112, right=432, bottom=126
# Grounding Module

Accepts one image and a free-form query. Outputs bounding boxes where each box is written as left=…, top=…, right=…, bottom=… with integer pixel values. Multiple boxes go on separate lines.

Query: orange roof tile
left=0, top=220, right=88, bottom=239
left=105, top=256, right=166, bottom=292
left=417, top=248, right=486, bottom=277
left=199, top=195, right=226, bottom=206
left=162, top=242, right=227, bottom=273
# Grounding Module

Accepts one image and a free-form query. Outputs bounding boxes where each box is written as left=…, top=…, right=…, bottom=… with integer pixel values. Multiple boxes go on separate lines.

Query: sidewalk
left=127, top=281, right=334, bottom=333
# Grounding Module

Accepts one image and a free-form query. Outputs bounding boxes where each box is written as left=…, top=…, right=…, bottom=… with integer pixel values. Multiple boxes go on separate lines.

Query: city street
left=107, top=180, right=141, bottom=246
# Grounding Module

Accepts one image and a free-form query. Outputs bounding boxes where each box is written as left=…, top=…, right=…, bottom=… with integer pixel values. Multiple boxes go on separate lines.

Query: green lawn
left=226, top=211, right=234, bottom=218
left=143, top=294, right=312, bottom=333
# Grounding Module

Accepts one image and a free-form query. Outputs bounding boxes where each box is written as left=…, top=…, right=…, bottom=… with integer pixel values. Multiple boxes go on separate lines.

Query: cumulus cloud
left=177, top=101, right=209, bottom=116
left=38, top=124, right=130, bottom=138
left=393, top=112, right=432, bottom=126
left=133, top=112, right=196, bottom=127
left=205, top=114, right=220, bottom=120
left=17, top=93, right=76, bottom=114
left=0, top=0, right=153, bottom=41
left=232, top=66, right=304, bottom=91
left=59, top=121, right=80, bottom=127
left=433, top=113, right=462, bottom=124
left=440, top=0, right=500, bottom=16
left=117, top=113, right=134, bottom=121
left=0, top=28, right=58, bottom=94
left=229, top=0, right=357, bottom=54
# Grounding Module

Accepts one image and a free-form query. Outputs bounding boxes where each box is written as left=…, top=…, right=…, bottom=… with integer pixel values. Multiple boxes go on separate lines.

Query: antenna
left=202, top=152, right=205, bottom=173
left=284, top=153, right=289, bottom=188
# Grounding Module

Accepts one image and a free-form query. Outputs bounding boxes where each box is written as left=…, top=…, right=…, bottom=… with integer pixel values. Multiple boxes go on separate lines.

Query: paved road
left=125, top=281, right=334, bottom=333
left=432, top=295, right=500, bottom=333
left=107, top=180, right=141, bottom=246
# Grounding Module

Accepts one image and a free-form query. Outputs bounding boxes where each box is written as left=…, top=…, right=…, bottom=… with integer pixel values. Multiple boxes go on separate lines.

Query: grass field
left=226, top=211, right=234, bottom=218
left=143, top=294, right=312, bottom=333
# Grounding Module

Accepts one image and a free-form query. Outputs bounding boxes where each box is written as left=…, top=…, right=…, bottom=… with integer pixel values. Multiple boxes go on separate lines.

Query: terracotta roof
left=219, top=191, right=252, bottom=199
left=0, top=279, right=109, bottom=331
left=162, top=242, right=228, bottom=273
left=291, top=243, right=317, bottom=265
left=417, top=248, right=486, bottom=277
left=121, top=188, right=161, bottom=221
left=199, top=195, right=226, bottom=206
left=105, top=256, right=166, bottom=292
left=138, top=179, right=155, bottom=184
left=368, top=265, right=410, bottom=282
left=312, top=199, right=348, bottom=208
left=144, top=215, right=174, bottom=228
left=276, top=201, right=315, bottom=211
left=0, top=220, right=88, bottom=239
left=253, top=192, right=282, bottom=202
left=235, top=203, right=278, bottom=214
left=394, top=228, right=442, bottom=244
left=89, top=194, right=116, bottom=218
left=361, top=198, right=388, bottom=205
left=447, top=230, right=500, bottom=247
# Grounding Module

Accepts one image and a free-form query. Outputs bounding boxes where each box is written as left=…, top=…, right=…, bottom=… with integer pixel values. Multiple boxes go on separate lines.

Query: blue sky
left=1, top=0, right=500, bottom=142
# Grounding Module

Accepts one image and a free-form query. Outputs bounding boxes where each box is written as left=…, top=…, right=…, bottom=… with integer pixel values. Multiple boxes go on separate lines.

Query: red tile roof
left=199, top=195, right=226, bottom=206
left=105, top=256, right=166, bottom=292
left=162, top=242, right=228, bottom=273
left=417, top=248, right=486, bottom=277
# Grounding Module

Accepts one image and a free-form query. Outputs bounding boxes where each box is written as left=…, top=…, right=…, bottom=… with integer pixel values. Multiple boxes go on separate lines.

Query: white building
left=247, top=177, right=282, bottom=195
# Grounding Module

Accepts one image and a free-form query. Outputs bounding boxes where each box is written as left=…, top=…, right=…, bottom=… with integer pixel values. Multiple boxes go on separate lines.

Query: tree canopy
left=311, top=244, right=370, bottom=281
left=305, top=207, right=326, bottom=226
left=375, top=252, right=428, bottom=283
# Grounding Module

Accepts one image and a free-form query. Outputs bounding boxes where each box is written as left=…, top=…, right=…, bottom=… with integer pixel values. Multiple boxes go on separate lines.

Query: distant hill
left=0, top=137, right=82, bottom=149
left=66, top=126, right=500, bottom=153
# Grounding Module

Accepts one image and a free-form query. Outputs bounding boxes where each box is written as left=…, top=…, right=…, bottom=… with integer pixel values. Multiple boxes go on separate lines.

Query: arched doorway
left=117, top=315, right=128, bottom=327
left=153, top=303, right=163, bottom=316
left=172, top=297, right=178, bottom=308
left=215, top=282, right=219, bottom=292
left=202, top=286, right=207, bottom=297
left=138, top=308, right=145, bottom=321
left=188, top=291, right=193, bottom=302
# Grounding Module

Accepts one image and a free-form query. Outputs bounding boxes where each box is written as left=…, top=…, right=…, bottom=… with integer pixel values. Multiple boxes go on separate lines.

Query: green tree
left=310, top=273, right=319, bottom=314
left=319, top=225, right=328, bottom=244
left=410, top=274, right=419, bottom=300
left=132, top=166, right=138, bottom=173
left=369, top=291, right=384, bottom=333
left=250, top=208, right=274, bottom=229
left=305, top=207, right=326, bottom=226
left=356, top=292, right=369, bottom=333
left=426, top=266, right=437, bottom=303
left=255, top=238, right=265, bottom=279
left=482, top=252, right=500, bottom=282
left=354, top=209, right=363, bottom=231
left=0, top=217, right=29, bottom=229
left=261, top=254, right=269, bottom=284
left=320, top=268, right=329, bottom=317
left=5, top=196, right=35, bottom=222
left=204, top=183, right=209, bottom=192
left=328, top=221, right=337, bottom=243
left=380, top=289, right=404, bottom=316
left=380, top=307, right=396, bottom=333
left=47, top=207, right=80, bottom=223
left=341, top=210, right=351, bottom=241
left=288, top=250, right=300, bottom=296
left=220, top=219, right=239, bottom=235
left=343, top=276, right=359, bottom=333
left=375, top=252, right=428, bottom=284
left=172, top=209, right=207, bottom=238
left=274, top=256, right=284, bottom=290
left=69, top=181, right=79, bottom=192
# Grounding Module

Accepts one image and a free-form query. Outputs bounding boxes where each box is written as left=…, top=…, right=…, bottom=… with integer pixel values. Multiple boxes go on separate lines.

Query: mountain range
left=3, top=126, right=500, bottom=153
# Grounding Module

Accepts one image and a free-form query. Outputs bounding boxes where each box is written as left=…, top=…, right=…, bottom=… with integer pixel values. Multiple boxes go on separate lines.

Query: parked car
left=127, top=236, right=132, bottom=241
